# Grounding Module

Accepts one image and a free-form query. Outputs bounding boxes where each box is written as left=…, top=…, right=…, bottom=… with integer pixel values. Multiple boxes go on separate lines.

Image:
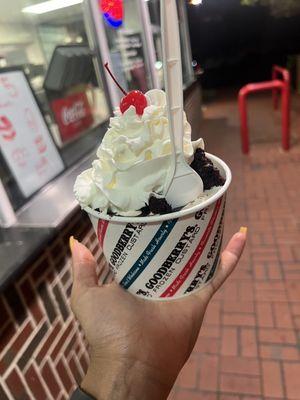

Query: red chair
left=238, top=65, right=290, bottom=154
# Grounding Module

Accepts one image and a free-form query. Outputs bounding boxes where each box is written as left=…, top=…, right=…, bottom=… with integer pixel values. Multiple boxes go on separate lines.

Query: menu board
left=0, top=70, right=64, bottom=198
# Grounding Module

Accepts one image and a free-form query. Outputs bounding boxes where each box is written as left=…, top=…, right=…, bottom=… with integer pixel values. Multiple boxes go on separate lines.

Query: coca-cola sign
left=51, top=92, right=94, bottom=142
left=61, top=101, right=86, bottom=125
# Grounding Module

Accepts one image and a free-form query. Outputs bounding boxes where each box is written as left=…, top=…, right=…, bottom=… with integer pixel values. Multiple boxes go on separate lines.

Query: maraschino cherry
left=104, top=63, right=147, bottom=116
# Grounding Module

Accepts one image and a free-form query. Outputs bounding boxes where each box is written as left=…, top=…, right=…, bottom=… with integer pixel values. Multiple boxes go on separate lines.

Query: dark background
left=187, top=0, right=300, bottom=88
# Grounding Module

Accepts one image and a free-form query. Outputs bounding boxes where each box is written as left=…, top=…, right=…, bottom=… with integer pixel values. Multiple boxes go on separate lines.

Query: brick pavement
left=169, top=92, right=300, bottom=399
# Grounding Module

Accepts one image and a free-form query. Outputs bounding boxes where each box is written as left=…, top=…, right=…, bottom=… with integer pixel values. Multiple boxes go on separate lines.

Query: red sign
left=51, top=92, right=94, bottom=142
left=100, top=0, right=123, bottom=28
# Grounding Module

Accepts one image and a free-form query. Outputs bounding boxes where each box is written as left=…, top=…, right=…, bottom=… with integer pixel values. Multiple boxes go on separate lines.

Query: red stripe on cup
left=160, top=197, right=223, bottom=298
left=97, top=220, right=109, bottom=248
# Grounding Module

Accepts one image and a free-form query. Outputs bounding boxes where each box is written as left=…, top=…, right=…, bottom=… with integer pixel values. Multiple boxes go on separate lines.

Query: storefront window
left=0, top=0, right=195, bottom=218
left=0, top=0, right=110, bottom=211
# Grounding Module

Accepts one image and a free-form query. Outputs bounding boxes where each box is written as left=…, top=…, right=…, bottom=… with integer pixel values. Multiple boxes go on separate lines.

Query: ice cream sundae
left=73, top=63, right=230, bottom=300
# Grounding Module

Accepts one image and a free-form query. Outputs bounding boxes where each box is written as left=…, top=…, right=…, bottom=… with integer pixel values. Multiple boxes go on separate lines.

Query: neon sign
left=100, top=0, right=123, bottom=28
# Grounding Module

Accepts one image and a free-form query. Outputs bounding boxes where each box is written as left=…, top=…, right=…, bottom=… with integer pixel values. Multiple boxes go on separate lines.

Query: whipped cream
left=74, top=89, right=204, bottom=214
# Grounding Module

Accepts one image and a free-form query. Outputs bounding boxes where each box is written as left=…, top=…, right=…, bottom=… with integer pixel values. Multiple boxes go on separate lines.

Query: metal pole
left=238, top=90, right=249, bottom=154
left=272, top=65, right=279, bottom=110
left=282, top=80, right=290, bottom=151
left=83, top=0, right=113, bottom=114
left=272, top=65, right=290, bottom=151
left=138, top=0, right=160, bottom=89
left=88, top=0, right=120, bottom=109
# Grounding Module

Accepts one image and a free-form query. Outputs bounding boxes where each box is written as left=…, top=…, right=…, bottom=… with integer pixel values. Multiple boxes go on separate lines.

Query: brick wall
left=0, top=212, right=110, bottom=400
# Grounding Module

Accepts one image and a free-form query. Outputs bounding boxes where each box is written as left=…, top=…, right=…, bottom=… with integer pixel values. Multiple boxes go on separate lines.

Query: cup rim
left=83, top=153, right=232, bottom=224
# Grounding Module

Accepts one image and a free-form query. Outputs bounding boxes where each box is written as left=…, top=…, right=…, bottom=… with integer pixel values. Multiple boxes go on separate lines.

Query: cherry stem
left=104, top=62, right=127, bottom=96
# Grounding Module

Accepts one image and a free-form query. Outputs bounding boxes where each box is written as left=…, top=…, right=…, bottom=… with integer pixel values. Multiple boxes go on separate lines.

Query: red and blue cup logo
left=100, top=0, right=123, bottom=28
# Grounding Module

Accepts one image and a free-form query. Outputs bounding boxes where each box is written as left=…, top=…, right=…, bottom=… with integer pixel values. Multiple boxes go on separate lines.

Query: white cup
left=85, top=153, right=231, bottom=300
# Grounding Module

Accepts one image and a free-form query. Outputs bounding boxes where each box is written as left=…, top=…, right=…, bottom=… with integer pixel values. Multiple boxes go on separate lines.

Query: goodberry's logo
left=100, top=0, right=123, bottom=28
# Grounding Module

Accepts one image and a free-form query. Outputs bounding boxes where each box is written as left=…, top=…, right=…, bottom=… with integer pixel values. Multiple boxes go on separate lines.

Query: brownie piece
left=149, top=196, right=172, bottom=214
left=191, top=148, right=225, bottom=190
left=140, top=205, right=150, bottom=216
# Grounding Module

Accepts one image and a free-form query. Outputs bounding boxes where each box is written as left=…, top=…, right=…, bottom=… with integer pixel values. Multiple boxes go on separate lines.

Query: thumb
left=70, top=237, right=98, bottom=291
left=201, top=227, right=247, bottom=299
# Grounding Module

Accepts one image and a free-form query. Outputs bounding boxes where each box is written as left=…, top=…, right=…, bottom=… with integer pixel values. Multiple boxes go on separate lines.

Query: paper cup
left=85, top=153, right=231, bottom=300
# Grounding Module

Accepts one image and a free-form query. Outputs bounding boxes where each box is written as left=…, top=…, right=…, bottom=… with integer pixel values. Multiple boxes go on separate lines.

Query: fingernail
left=69, top=236, right=76, bottom=251
left=239, top=226, right=248, bottom=234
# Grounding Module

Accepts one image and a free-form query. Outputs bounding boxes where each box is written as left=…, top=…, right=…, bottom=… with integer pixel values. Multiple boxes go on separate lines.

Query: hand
left=70, top=229, right=246, bottom=400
